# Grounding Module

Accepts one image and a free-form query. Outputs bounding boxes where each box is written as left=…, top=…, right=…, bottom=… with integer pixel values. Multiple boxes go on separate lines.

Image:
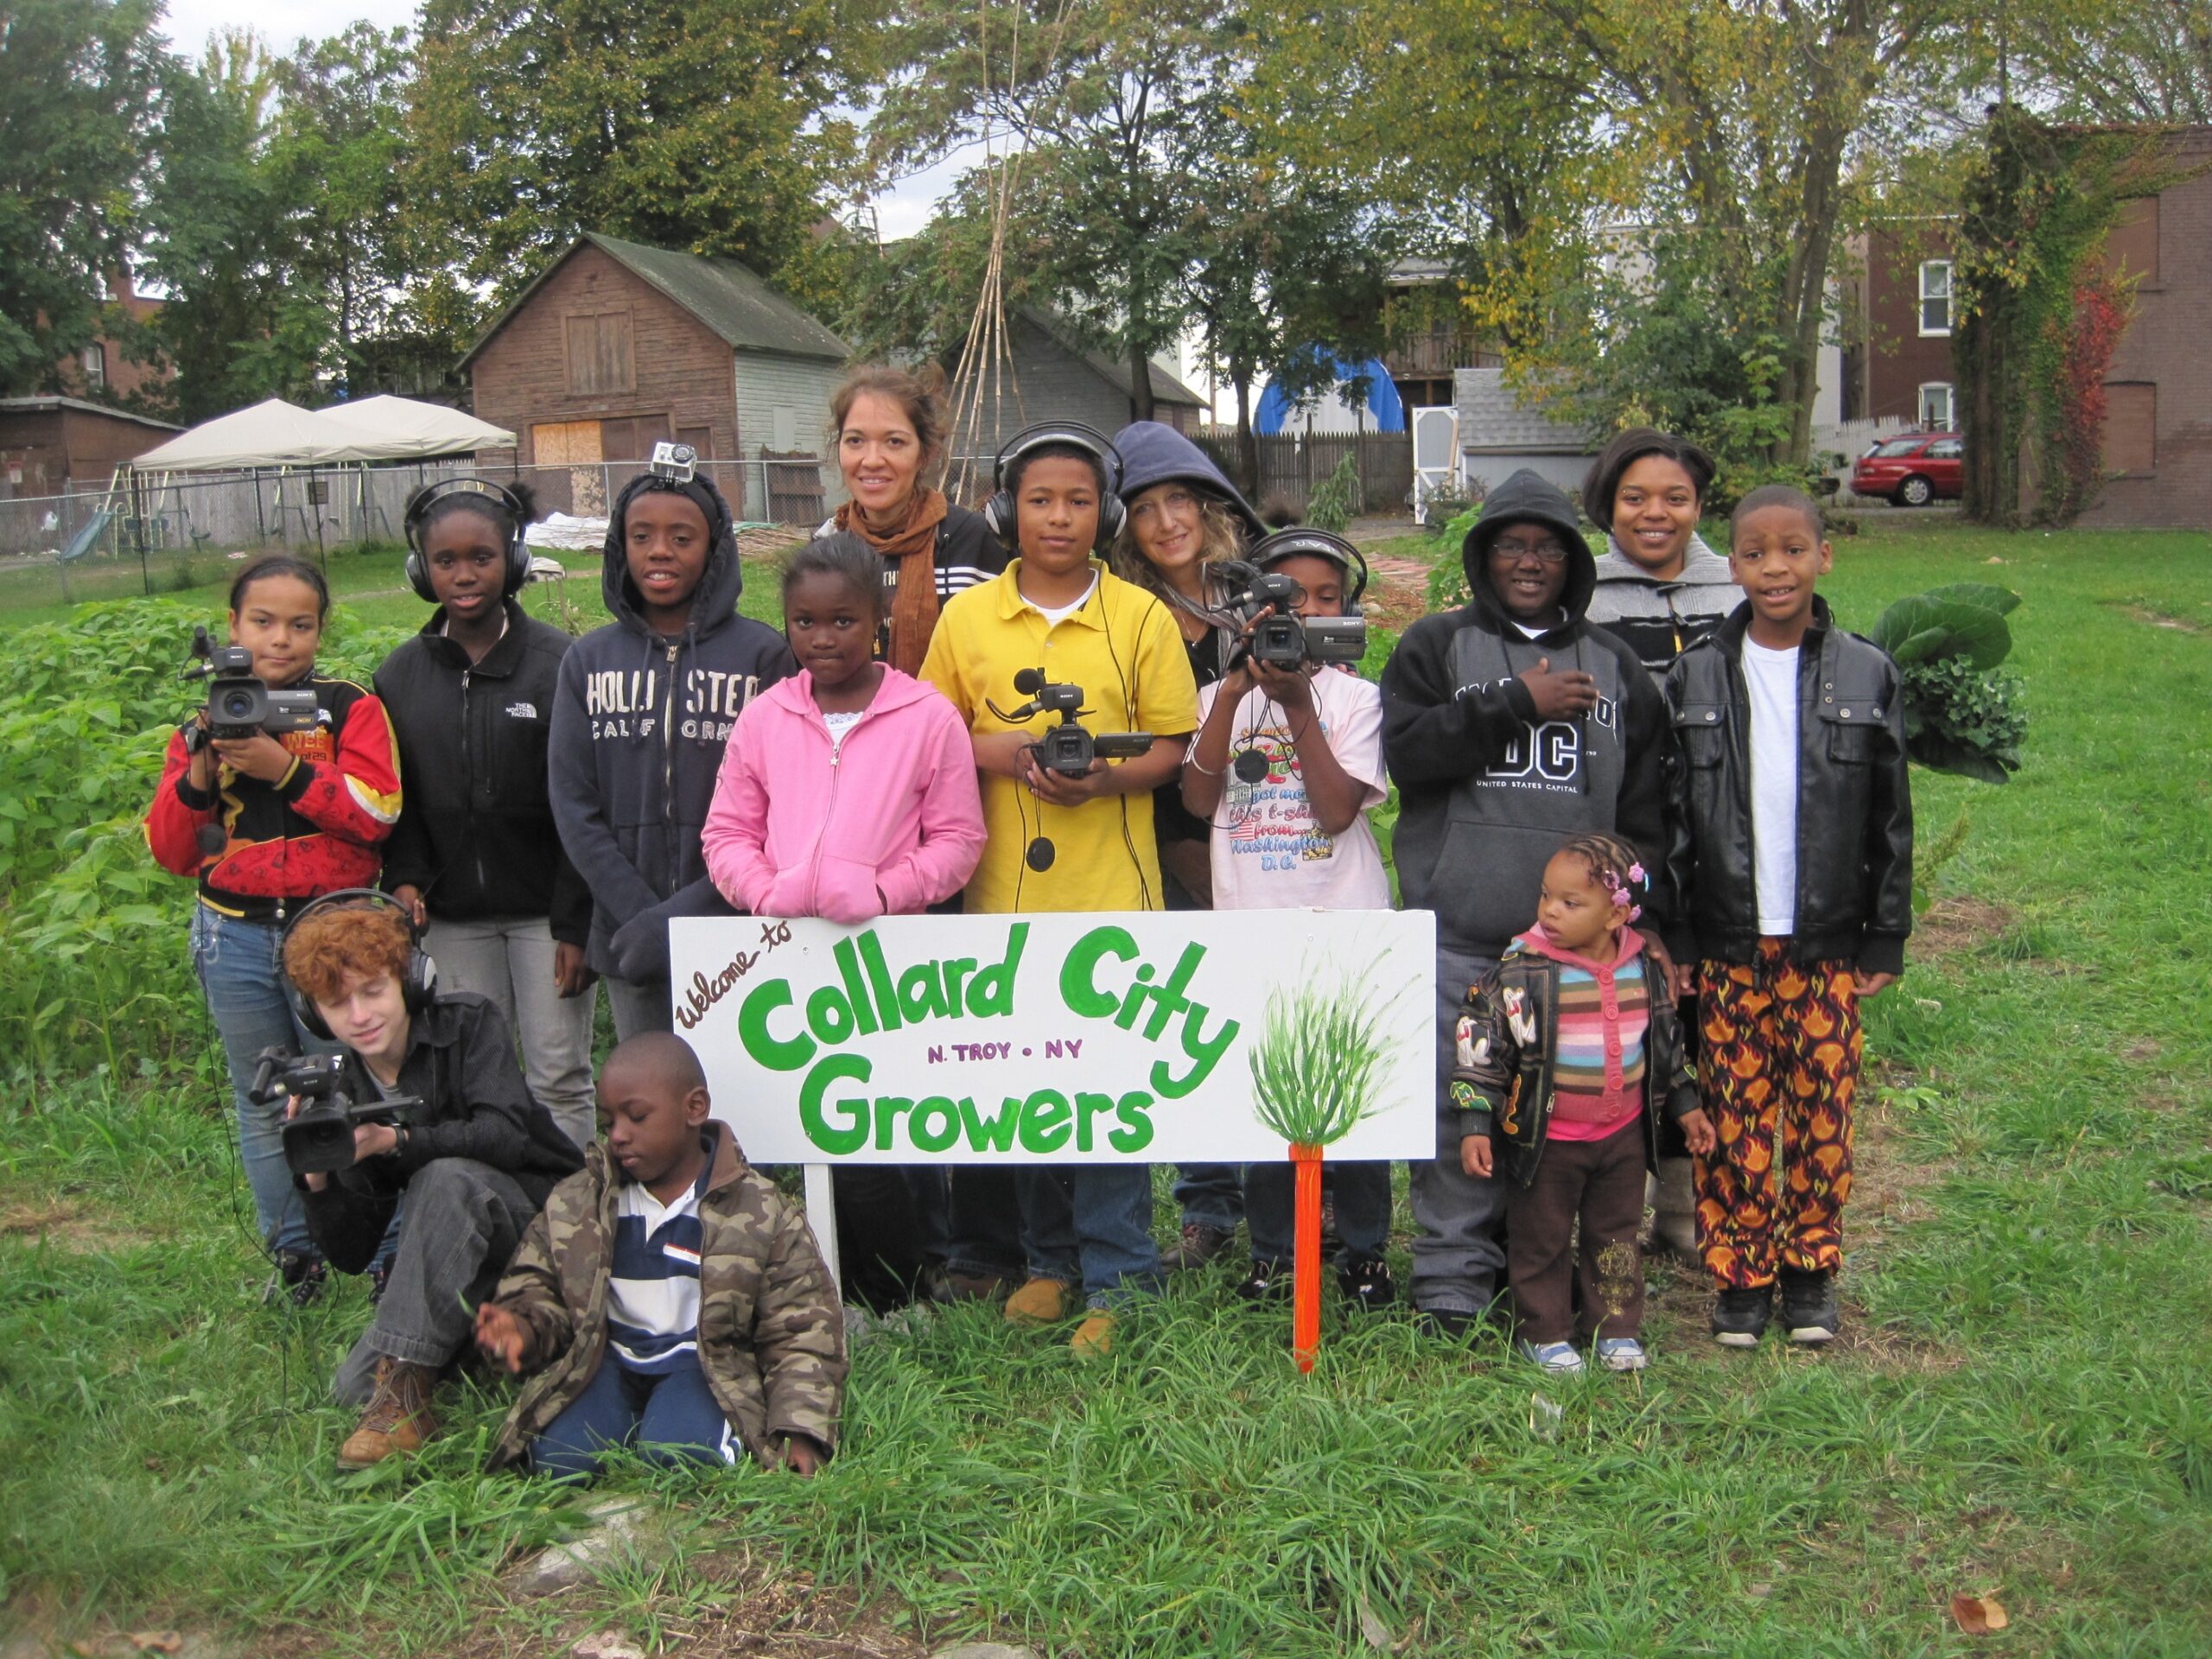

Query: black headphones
left=279, top=888, right=439, bottom=1042
left=404, top=477, right=533, bottom=604
left=983, top=422, right=1128, bottom=555
left=1249, top=527, right=1370, bottom=618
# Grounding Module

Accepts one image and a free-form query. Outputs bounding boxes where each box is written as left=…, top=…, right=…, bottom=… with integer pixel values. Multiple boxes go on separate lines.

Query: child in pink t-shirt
left=1183, top=529, right=1395, bottom=1311
left=1451, top=834, right=1715, bottom=1374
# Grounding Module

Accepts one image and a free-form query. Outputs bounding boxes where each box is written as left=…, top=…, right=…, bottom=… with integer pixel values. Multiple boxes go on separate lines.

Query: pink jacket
left=702, top=668, right=986, bottom=924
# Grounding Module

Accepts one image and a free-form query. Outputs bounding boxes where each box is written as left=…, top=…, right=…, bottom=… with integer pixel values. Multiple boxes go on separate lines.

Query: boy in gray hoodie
left=549, top=467, right=793, bottom=1038
left=1380, top=468, right=1669, bottom=1335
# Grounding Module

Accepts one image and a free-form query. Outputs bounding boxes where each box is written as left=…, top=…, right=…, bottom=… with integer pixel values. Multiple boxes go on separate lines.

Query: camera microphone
left=1014, top=666, right=1045, bottom=695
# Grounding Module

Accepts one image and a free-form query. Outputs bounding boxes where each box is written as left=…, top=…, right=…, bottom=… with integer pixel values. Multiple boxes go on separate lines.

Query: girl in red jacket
left=144, top=553, right=401, bottom=1304
left=701, top=531, right=984, bottom=1308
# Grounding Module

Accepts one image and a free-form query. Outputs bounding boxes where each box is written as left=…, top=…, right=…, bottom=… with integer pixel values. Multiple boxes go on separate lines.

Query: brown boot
left=337, top=1357, right=441, bottom=1470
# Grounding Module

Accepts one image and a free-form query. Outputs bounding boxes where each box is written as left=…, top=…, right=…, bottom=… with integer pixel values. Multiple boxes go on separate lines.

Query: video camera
left=249, top=1046, right=423, bottom=1177
left=1221, top=569, right=1366, bottom=671
left=180, top=626, right=319, bottom=753
left=996, top=668, right=1156, bottom=778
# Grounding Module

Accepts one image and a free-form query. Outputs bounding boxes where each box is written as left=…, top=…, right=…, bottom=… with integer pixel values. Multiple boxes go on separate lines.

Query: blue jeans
left=531, top=1351, right=741, bottom=1481
left=1246, top=1160, right=1393, bottom=1266
left=1172, top=1163, right=1244, bottom=1233
left=1016, top=1166, right=1163, bottom=1307
left=942, top=1166, right=1025, bottom=1283
left=188, top=905, right=340, bottom=1257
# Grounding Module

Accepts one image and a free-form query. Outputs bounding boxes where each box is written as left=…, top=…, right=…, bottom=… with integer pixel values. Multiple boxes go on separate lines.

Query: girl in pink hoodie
left=703, top=533, right=985, bottom=925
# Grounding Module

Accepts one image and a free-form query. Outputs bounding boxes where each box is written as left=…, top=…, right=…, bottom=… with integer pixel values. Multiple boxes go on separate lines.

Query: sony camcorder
left=249, top=1046, right=423, bottom=1177
left=998, top=668, right=1156, bottom=778
left=1222, top=569, right=1366, bottom=671
left=180, top=626, right=319, bottom=753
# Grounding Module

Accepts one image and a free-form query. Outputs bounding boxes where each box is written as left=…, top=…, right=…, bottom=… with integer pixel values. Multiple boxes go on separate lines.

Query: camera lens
left=219, top=690, right=256, bottom=720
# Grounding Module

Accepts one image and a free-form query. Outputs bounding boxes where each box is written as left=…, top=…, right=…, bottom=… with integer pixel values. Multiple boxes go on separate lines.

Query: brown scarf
left=836, top=487, right=950, bottom=675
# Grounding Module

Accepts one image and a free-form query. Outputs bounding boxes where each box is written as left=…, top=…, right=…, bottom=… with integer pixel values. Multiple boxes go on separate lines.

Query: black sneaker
left=1711, top=1284, right=1771, bottom=1347
left=1778, top=1267, right=1839, bottom=1344
left=1417, top=1306, right=1484, bottom=1343
left=1166, top=1222, right=1234, bottom=1270
left=1234, top=1259, right=1291, bottom=1301
left=1336, top=1256, right=1397, bottom=1312
left=264, top=1249, right=327, bottom=1309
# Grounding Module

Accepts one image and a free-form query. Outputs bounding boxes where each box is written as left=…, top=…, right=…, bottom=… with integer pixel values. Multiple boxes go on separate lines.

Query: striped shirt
left=606, top=1145, right=715, bottom=1374
left=1542, top=946, right=1649, bottom=1142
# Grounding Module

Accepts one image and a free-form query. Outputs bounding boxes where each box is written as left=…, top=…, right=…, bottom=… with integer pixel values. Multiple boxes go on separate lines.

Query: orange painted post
left=1292, top=1142, right=1323, bottom=1372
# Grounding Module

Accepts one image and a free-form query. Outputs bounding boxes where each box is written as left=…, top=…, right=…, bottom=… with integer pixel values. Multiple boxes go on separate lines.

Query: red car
left=1851, top=431, right=1964, bottom=506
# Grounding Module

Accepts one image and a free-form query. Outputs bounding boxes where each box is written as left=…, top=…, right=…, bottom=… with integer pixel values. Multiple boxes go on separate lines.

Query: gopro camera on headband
left=648, top=442, right=697, bottom=485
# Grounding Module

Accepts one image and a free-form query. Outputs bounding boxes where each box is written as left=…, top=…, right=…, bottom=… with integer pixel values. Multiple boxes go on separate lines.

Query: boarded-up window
left=2105, top=197, right=2159, bottom=285
left=678, top=425, right=713, bottom=461
left=565, top=312, right=635, bottom=395
left=2104, top=383, right=2156, bottom=474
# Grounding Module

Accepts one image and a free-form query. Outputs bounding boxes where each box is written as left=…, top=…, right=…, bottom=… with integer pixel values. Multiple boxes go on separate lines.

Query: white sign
left=669, top=911, right=1436, bottom=1164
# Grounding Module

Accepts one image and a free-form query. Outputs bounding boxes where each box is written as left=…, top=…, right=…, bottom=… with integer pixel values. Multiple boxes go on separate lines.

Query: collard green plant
left=1868, top=583, right=2029, bottom=783
left=1248, top=969, right=1393, bottom=1147
left=1304, top=452, right=1363, bottom=535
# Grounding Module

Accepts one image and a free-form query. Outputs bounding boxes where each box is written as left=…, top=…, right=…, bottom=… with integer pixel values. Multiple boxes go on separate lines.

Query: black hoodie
left=549, top=481, right=794, bottom=981
left=1380, top=468, right=1669, bottom=959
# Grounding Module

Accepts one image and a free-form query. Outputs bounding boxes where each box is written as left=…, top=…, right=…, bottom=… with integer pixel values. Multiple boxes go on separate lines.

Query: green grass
left=5, top=518, right=2212, bottom=1654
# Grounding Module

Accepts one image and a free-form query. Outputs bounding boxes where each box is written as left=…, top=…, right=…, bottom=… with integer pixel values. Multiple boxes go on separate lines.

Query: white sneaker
left=1519, top=1338, right=1585, bottom=1374
left=1595, top=1337, right=1648, bottom=1372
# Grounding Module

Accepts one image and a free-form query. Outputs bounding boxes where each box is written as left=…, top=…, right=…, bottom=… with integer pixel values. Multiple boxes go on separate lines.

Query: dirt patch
left=1363, top=554, right=1439, bottom=632
left=0, top=1203, right=157, bottom=1255
left=1911, top=896, right=2016, bottom=962
left=2117, top=603, right=2207, bottom=635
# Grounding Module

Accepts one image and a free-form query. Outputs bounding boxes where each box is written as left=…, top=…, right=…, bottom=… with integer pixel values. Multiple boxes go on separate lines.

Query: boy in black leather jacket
left=1662, top=486, right=1912, bottom=1350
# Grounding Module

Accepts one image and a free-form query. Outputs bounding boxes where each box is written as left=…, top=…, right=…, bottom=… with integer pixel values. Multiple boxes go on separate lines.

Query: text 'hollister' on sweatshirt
left=1380, top=468, right=1669, bottom=961
left=549, top=493, right=795, bottom=980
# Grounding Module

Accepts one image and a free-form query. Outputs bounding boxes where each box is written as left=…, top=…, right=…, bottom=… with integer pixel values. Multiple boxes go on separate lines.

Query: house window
left=1917, top=382, right=1954, bottom=429
left=564, top=311, right=635, bottom=396
left=1918, top=261, right=1953, bottom=336
left=82, top=342, right=106, bottom=389
left=2104, top=383, right=2156, bottom=475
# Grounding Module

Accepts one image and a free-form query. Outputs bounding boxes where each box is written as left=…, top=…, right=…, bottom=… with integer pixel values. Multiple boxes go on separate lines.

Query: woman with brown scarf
left=827, top=365, right=1006, bottom=677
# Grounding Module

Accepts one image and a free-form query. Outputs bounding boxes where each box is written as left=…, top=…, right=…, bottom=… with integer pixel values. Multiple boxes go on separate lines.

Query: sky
left=156, top=0, right=957, bottom=240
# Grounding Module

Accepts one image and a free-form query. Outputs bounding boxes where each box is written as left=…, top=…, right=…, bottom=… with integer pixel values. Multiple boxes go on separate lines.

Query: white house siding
left=733, top=350, right=849, bottom=518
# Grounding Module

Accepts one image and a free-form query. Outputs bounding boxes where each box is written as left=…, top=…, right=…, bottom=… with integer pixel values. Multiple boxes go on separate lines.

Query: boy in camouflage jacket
left=479, top=1033, right=846, bottom=1475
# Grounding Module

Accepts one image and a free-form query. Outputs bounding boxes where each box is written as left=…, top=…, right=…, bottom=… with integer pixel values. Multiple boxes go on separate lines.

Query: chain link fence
left=0, top=453, right=849, bottom=613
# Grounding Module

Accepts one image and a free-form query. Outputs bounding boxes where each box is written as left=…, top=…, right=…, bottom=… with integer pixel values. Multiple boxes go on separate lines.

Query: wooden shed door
left=534, top=420, right=605, bottom=513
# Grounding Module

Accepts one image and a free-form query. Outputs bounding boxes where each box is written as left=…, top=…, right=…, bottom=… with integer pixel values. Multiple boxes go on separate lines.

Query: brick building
left=460, top=232, right=852, bottom=519
left=1840, top=226, right=1961, bottom=430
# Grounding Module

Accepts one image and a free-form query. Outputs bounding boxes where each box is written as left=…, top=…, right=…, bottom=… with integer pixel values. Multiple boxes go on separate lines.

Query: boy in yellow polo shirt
left=921, top=423, right=1198, bottom=1355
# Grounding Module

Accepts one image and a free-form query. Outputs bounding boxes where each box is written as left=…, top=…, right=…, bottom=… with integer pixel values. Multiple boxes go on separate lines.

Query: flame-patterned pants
left=1692, top=939, right=1860, bottom=1287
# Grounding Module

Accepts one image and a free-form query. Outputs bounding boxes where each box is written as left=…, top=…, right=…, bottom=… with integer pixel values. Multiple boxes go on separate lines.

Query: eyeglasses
left=1490, top=536, right=1569, bottom=565
left=1130, top=487, right=1201, bottom=522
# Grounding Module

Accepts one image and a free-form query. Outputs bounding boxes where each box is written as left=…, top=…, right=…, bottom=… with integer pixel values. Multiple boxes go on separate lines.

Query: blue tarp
left=1255, top=353, right=1406, bottom=435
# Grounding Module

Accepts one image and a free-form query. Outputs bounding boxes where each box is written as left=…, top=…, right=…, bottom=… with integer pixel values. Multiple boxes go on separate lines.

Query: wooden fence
left=1192, top=429, right=1414, bottom=518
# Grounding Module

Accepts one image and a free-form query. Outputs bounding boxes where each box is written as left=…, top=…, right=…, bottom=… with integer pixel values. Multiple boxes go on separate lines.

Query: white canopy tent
left=130, top=396, right=514, bottom=473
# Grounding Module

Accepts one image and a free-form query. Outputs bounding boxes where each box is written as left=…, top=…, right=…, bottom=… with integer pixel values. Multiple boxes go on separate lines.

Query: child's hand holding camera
left=473, top=1300, right=537, bottom=1374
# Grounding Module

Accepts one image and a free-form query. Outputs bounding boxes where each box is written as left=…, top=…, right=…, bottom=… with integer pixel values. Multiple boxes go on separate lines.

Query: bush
left=1305, top=453, right=1362, bottom=533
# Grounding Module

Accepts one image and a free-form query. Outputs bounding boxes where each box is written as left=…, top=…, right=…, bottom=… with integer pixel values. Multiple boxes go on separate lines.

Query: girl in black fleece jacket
left=376, top=479, right=598, bottom=1150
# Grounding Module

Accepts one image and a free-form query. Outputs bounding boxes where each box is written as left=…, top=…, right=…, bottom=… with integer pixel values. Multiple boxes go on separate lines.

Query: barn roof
left=1019, top=309, right=1206, bottom=410
left=457, top=233, right=851, bottom=371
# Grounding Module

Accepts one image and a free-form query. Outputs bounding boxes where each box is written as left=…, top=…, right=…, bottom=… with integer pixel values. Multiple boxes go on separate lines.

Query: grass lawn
left=4, top=518, right=2212, bottom=1656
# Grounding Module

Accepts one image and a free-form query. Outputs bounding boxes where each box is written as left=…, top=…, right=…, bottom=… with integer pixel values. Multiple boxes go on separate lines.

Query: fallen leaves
left=1950, top=1593, right=2011, bottom=1634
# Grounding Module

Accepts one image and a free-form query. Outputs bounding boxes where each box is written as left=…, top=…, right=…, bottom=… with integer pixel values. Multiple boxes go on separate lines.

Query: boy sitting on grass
left=478, top=1033, right=846, bottom=1478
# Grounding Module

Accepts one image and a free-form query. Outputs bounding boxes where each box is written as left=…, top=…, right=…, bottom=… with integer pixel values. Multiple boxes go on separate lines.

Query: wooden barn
left=460, top=232, right=852, bottom=522
left=949, top=308, right=1209, bottom=458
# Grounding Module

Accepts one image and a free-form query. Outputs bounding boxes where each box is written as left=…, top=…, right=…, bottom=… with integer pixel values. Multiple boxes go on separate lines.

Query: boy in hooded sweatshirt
left=1380, top=467, right=1669, bottom=1338
left=550, top=465, right=794, bottom=1039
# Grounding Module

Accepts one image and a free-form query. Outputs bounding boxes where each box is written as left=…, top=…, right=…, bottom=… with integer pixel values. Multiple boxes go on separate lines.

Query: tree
left=2007, top=0, right=2212, bottom=124
left=871, top=0, right=1242, bottom=423
left=406, top=0, right=873, bottom=308
left=0, top=0, right=163, bottom=396
left=138, top=31, right=333, bottom=423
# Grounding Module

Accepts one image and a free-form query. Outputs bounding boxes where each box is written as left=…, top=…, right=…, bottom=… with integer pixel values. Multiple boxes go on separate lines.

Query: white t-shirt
left=822, top=709, right=864, bottom=749
left=1023, top=572, right=1100, bottom=627
left=1192, top=667, right=1390, bottom=911
left=1741, top=640, right=1801, bottom=935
